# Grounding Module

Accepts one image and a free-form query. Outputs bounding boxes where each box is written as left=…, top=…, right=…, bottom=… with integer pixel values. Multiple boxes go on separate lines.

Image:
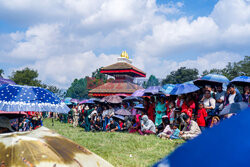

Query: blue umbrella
left=194, top=74, right=229, bottom=87
left=0, top=78, right=16, bottom=86
left=219, top=102, right=249, bottom=115
left=153, top=107, right=250, bottom=167
left=231, top=76, right=250, bottom=86
left=169, top=84, right=200, bottom=95
left=161, top=84, right=176, bottom=94
left=0, top=84, right=70, bottom=113
left=134, top=104, right=144, bottom=109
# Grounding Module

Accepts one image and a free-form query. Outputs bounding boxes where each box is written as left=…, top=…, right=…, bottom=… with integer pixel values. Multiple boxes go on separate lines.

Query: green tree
left=145, top=75, right=159, bottom=88
left=0, top=69, right=4, bottom=78
left=10, top=67, right=44, bottom=87
left=92, top=68, right=107, bottom=82
left=66, top=78, right=88, bottom=99
left=202, top=56, right=250, bottom=80
left=162, top=67, right=199, bottom=84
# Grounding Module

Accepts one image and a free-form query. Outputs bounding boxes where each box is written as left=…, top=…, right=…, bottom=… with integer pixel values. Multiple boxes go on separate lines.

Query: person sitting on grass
left=129, top=118, right=141, bottom=133
left=157, top=124, right=173, bottom=139
left=156, top=115, right=169, bottom=134
left=179, top=114, right=201, bottom=140
left=92, top=117, right=102, bottom=132
left=107, top=118, right=119, bottom=132
left=169, top=123, right=181, bottom=139
left=196, top=102, right=207, bottom=131
left=121, top=116, right=132, bottom=131
left=139, top=115, right=156, bottom=135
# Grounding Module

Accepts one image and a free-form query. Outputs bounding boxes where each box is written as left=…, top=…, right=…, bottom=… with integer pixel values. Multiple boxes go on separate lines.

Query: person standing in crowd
left=196, top=102, right=207, bottom=131
left=179, top=114, right=201, bottom=140
left=215, top=85, right=225, bottom=113
left=155, top=97, right=166, bottom=127
left=225, top=84, right=243, bottom=105
left=181, top=94, right=195, bottom=118
left=139, top=115, right=156, bottom=135
left=242, top=85, right=249, bottom=103
left=201, top=90, right=216, bottom=115
left=73, top=106, right=79, bottom=128
left=147, top=96, right=156, bottom=122
left=102, top=106, right=109, bottom=131
left=166, top=101, right=175, bottom=124
left=84, top=105, right=94, bottom=132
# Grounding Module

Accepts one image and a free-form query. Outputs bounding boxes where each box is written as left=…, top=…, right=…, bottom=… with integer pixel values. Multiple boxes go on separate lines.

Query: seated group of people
left=59, top=83, right=248, bottom=140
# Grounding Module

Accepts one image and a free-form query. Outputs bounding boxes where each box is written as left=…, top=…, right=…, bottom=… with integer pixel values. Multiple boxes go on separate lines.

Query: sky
left=0, top=0, right=250, bottom=88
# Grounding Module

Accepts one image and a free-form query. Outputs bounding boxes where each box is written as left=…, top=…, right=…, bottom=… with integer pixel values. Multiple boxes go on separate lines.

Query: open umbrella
left=0, top=84, right=70, bottom=113
left=161, top=84, right=176, bottom=95
left=231, top=76, right=250, bottom=86
left=131, top=89, right=145, bottom=97
left=153, top=107, right=250, bottom=167
left=144, top=86, right=162, bottom=95
left=101, top=95, right=122, bottom=104
left=0, top=126, right=113, bottom=167
left=194, top=74, right=229, bottom=87
left=169, top=84, right=200, bottom=95
left=115, top=94, right=128, bottom=98
left=0, top=78, right=16, bottom=86
left=115, top=109, right=131, bottom=116
left=113, top=115, right=125, bottom=120
left=89, top=98, right=101, bottom=102
left=134, top=104, right=144, bottom=109
left=64, top=97, right=72, bottom=105
left=70, top=98, right=79, bottom=104
left=219, top=102, right=249, bottom=115
left=123, top=96, right=142, bottom=101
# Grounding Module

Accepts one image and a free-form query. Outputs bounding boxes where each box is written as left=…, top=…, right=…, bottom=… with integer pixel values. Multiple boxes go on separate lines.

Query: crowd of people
left=58, top=84, right=249, bottom=140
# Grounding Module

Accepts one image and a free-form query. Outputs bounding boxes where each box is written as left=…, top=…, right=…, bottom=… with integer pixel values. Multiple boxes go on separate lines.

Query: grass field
left=44, top=119, right=184, bottom=167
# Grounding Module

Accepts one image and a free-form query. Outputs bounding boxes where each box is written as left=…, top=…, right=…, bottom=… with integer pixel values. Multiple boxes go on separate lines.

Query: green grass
left=44, top=119, right=184, bottom=167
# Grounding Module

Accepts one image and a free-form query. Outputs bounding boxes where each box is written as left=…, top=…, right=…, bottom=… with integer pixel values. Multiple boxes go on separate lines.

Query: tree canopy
left=66, top=78, right=88, bottom=99
left=202, top=56, right=250, bottom=80
left=162, top=67, right=199, bottom=84
left=10, top=67, right=45, bottom=87
left=145, top=75, right=159, bottom=88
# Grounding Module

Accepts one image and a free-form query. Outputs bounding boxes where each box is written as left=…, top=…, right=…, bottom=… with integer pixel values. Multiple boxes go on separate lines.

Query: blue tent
left=154, top=107, right=250, bottom=167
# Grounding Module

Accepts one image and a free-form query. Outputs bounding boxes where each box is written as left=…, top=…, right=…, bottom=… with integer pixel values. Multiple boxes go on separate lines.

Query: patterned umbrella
left=115, top=108, right=131, bottom=116
left=131, top=89, right=145, bottom=97
left=123, top=96, right=142, bottom=101
left=170, top=84, right=200, bottom=95
left=0, top=78, right=15, bottom=86
left=0, top=84, right=70, bottom=113
left=231, top=76, right=250, bottom=86
left=101, top=95, right=122, bottom=104
left=194, top=74, right=229, bottom=87
left=0, top=127, right=113, bottom=167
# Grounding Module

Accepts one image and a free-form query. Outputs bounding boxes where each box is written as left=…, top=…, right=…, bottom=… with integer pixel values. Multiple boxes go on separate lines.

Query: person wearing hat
left=0, top=116, right=15, bottom=134
left=225, top=84, right=242, bottom=105
left=179, top=114, right=201, bottom=140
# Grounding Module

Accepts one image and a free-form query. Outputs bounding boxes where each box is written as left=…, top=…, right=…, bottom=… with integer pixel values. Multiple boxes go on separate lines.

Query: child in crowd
left=196, top=102, right=207, bottom=131
left=169, top=124, right=180, bottom=139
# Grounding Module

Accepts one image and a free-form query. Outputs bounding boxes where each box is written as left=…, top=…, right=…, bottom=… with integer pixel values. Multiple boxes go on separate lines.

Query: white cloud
left=0, top=0, right=250, bottom=88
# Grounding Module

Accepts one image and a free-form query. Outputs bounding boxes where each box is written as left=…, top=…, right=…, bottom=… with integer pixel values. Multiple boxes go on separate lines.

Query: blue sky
left=0, top=0, right=249, bottom=88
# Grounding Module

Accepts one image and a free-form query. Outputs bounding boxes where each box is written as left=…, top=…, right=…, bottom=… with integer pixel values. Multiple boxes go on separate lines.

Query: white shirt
left=203, top=97, right=216, bottom=109
left=229, top=93, right=236, bottom=104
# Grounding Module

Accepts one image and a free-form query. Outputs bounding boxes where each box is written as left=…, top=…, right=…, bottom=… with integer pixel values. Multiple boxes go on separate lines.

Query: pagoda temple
left=89, top=51, right=146, bottom=97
